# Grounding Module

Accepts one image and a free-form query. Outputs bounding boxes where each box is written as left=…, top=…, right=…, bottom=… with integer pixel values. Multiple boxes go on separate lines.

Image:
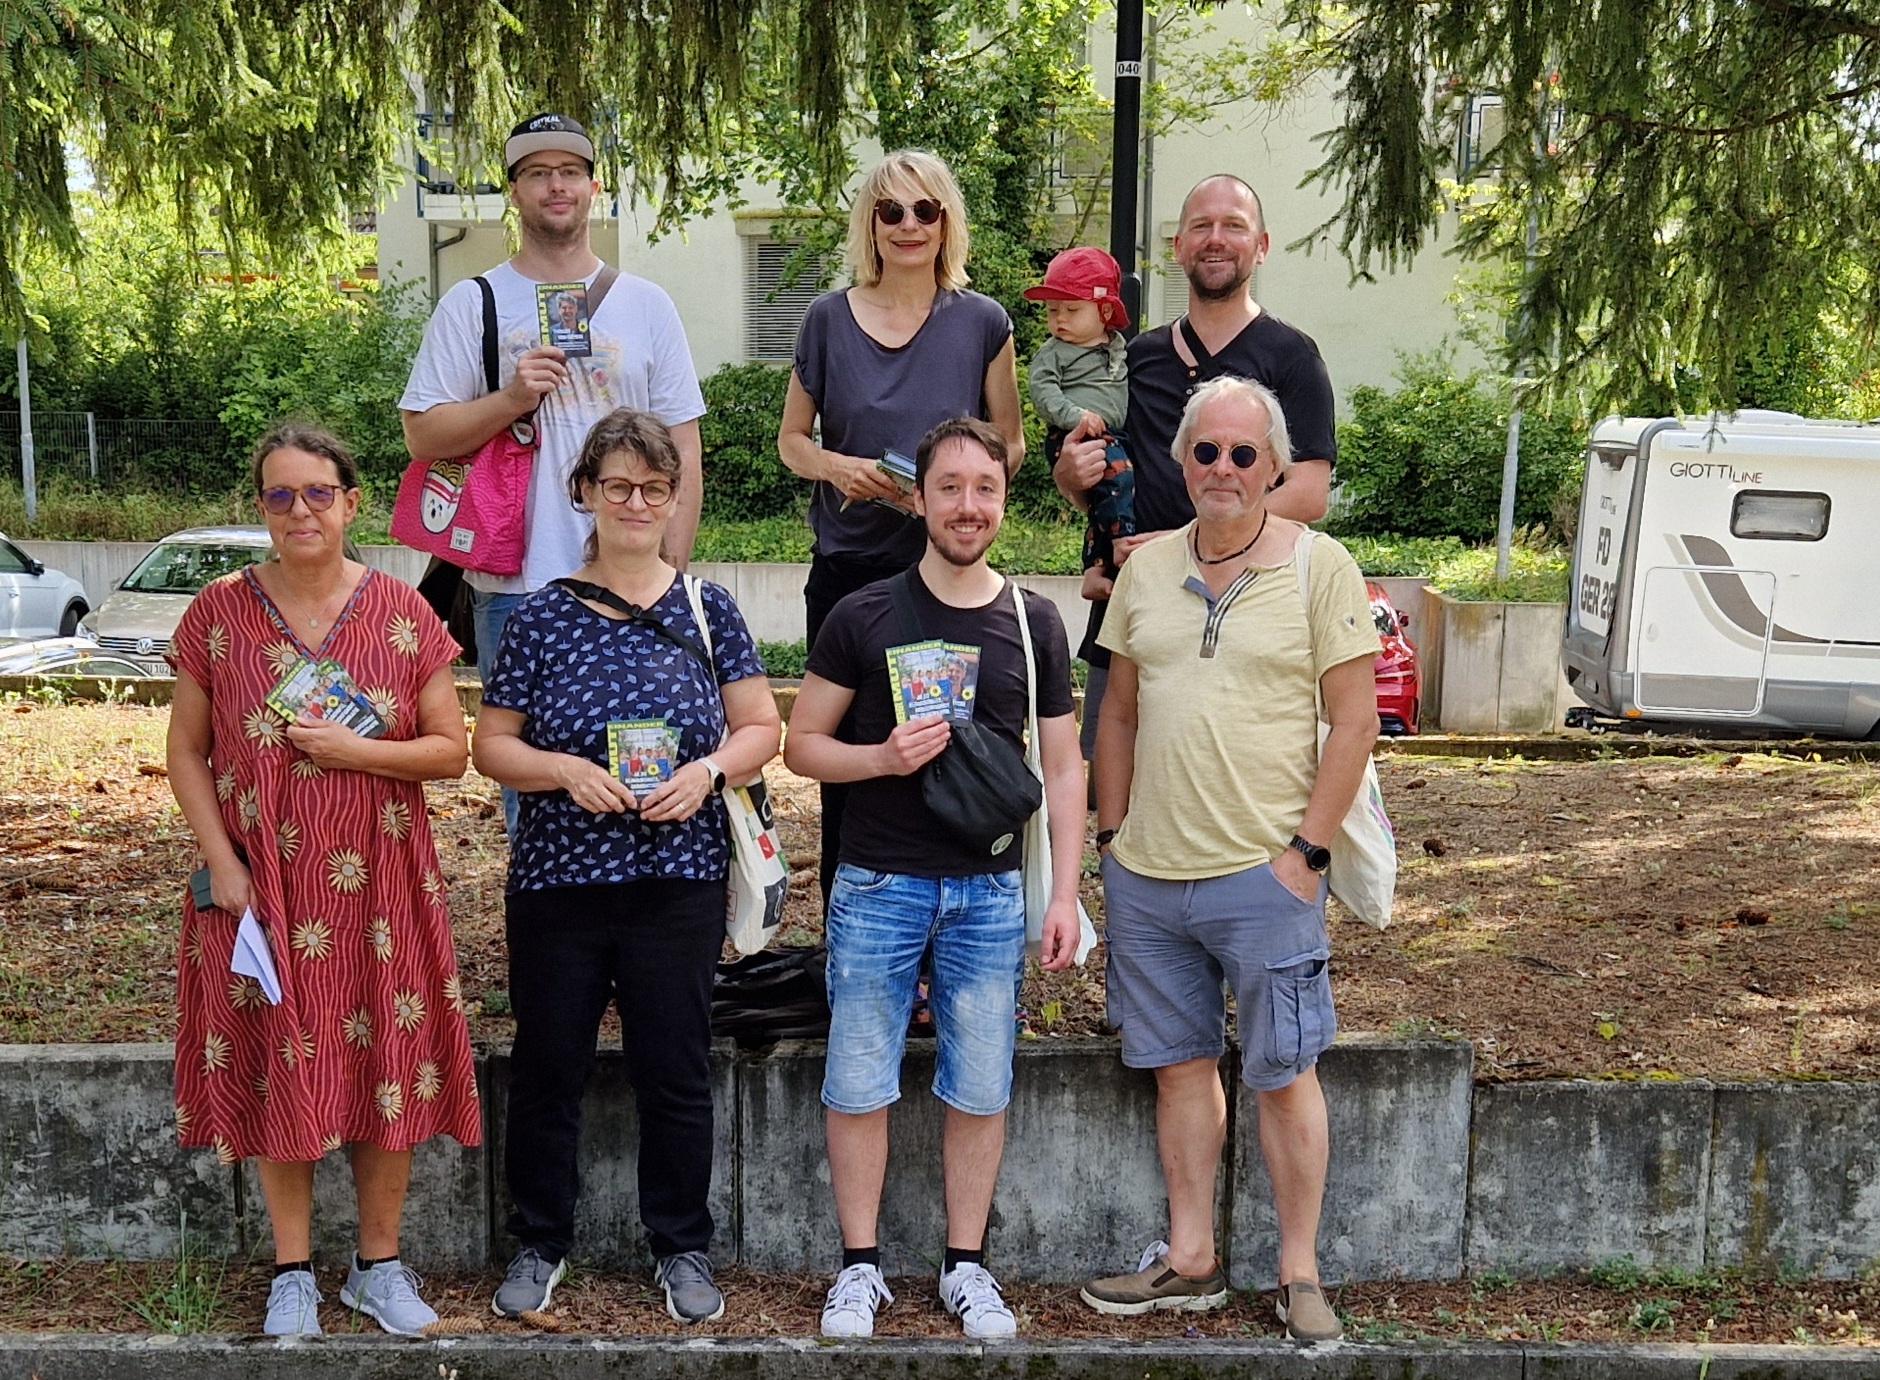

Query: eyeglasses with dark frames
left=259, top=484, right=342, bottom=515
left=1191, top=440, right=1262, bottom=470
left=595, top=477, right=675, bottom=508
left=874, top=198, right=944, bottom=227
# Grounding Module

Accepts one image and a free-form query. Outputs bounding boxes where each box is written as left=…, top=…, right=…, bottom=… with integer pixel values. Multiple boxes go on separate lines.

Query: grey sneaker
left=263, top=1268, right=323, bottom=1336
left=339, top=1256, right=437, bottom=1336
left=492, top=1247, right=567, bottom=1318
left=654, top=1250, right=725, bottom=1324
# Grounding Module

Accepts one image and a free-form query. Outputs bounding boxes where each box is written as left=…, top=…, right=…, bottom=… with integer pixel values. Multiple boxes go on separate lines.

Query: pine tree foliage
left=1285, top=0, right=1880, bottom=410
left=0, top=0, right=905, bottom=331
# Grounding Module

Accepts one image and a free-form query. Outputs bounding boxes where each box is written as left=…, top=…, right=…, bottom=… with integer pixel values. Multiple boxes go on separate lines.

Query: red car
left=1368, top=581, right=1421, bottom=735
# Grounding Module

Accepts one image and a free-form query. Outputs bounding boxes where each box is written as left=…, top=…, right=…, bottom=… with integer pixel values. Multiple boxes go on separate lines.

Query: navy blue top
left=483, top=578, right=767, bottom=890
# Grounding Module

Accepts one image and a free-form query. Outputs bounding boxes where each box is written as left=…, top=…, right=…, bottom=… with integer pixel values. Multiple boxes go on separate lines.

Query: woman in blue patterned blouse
left=473, top=408, right=781, bottom=1325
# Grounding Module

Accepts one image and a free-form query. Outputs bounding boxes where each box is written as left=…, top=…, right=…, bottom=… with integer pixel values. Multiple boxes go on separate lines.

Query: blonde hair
left=844, top=150, right=971, bottom=292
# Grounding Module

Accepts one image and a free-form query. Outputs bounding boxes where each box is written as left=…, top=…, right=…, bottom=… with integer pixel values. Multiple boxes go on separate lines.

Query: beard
left=1185, top=258, right=1251, bottom=302
left=927, top=518, right=1000, bottom=568
left=517, top=204, right=587, bottom=248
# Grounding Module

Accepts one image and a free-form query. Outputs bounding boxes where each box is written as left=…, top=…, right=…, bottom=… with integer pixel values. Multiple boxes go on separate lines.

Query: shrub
left=698, top=363, right=800, bottom=521
left=1332, top=355, right=1587, bottom=542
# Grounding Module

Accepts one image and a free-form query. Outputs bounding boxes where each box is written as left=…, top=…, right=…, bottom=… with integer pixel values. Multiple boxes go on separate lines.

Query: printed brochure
left=265, top=657, right=387, bottom=738
left=886, top=639, right=981, bottom=725
left=607, top=718, right=678, bottom=793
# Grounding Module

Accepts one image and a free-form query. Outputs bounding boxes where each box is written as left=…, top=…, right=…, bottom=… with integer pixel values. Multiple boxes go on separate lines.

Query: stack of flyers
left=537, top=282, right=592, bottom=357
left=840, top=449, right=919, bottom=512
left=607, top=719, right=678, bottom=793
left=265, top=657, right=387, bottom=738
left=886, top=639, right=982, bottom=724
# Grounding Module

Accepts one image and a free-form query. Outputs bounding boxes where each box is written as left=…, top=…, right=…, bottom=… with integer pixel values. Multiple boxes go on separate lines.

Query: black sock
left=943, top=1246, right=984, bottom=1275
left=355, top=1253, right=398, bottom=1270
left=274, top=1260, right=313, bottom=1277
left=842, top=1246, right=880, bottom=1270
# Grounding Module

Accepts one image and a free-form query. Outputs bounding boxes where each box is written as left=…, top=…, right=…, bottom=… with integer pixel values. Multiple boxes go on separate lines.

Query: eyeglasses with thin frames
left=875, top=198, right=944, bottom=227
left=259, top=484, right=342, bottom=515
left=516, top=163, right=592, bottom=187
left=1191, top=440, right=1262, bottom=470
left=595, top=477, right=675, bottom=508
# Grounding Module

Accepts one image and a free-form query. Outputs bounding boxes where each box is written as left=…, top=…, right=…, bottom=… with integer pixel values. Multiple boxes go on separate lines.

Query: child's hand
left=1081, top=565, right=1116, bottom=601
left=1079, top=410, right=1109, bottom=437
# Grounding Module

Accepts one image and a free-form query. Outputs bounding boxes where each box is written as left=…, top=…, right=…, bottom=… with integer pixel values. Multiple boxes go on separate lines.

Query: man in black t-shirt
left=785, top=417, right=1084, bottom=1342
left=1055, top=173, right=1339, bottom=758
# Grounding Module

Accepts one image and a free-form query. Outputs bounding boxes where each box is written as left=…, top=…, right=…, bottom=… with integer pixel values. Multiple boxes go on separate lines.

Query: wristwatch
left=699, top=756, right=727, bottom=795
left=1288, top=834, right=1332, bottom=873
left=1095, top=828, right=1118, bottom=852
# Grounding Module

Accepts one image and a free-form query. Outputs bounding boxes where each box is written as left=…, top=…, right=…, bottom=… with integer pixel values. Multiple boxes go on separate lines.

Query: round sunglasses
left=875, top=198, right=944, bottom=227
left=259, top=484, right=343, bottom=514
left=1191, top=441, right=1262, bottom=470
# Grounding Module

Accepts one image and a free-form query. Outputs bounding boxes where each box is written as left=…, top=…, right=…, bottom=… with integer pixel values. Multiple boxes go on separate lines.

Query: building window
left=1731, top=490, right=1830, bottom=542
left=745, top=236, right=834, bottom=363
left=1459, top=94, right=1506, bottom=179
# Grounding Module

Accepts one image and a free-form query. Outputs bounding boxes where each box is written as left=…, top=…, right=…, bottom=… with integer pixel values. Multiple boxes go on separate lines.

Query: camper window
left=1731, top=491, right=1830, bottom=542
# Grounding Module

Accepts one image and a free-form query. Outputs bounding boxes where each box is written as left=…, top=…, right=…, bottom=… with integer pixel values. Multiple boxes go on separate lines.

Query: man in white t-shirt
left=400, top=113, right=707, bottom=831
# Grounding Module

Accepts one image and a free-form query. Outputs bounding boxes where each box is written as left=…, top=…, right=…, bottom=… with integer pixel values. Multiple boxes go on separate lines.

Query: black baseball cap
left=504, top=113, right=596, bottom=179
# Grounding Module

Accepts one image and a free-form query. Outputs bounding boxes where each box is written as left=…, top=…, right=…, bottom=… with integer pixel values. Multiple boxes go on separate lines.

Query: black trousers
left=804, top=550, right=916, bottom=910
left=503, top=879, right=725, bottom=1262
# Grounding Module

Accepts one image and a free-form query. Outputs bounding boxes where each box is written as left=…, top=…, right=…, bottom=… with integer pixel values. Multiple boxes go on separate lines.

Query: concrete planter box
left=1421, top=588, right=1572, bottom=733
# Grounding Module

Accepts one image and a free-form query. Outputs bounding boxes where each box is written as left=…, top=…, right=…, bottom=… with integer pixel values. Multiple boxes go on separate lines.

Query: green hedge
left=1332, top=356, right=1586, bottom=542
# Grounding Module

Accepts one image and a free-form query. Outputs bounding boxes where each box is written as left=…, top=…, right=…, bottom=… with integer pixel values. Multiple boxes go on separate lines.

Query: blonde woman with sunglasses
left=165, top=422, right=478, bottom=1337
left=777, top=148, right=1025, bottom=909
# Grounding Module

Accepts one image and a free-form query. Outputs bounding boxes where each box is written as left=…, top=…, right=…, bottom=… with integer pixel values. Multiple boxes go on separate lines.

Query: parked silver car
left=0, top=636, right=165, bottom=679
left=0, top=533, right=91, bottom=641
left=80, top=527, right=287, bottom=673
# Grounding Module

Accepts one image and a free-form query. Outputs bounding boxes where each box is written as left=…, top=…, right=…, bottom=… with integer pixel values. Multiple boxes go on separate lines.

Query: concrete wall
left=1423, top=590, right=1574, bottom=733
left=17, top=542, right=1087, bottom=648
left=9, top=1037, right=1880, bottom=1281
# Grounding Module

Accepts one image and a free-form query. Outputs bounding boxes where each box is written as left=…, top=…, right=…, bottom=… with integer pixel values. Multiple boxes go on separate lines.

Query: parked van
left=1562, top=412, right=1880, bottom=737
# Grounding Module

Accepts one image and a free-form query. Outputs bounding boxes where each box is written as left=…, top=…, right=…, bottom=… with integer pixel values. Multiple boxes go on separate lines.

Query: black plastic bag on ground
left=711, top=944, right=935, bottom=1045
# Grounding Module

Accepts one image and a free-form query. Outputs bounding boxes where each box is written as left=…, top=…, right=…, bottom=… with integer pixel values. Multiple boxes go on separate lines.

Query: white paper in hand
left=230, top=908, right=283, bottom=1005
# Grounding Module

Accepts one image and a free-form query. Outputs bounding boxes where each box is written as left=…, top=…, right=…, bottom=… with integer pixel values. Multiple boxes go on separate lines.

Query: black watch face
left=1307, top=845, right=1331, bottom=872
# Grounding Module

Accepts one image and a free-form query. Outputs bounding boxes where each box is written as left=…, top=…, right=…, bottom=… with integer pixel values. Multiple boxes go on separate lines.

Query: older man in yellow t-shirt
left=1077, top=376, right=1380, bottom=1342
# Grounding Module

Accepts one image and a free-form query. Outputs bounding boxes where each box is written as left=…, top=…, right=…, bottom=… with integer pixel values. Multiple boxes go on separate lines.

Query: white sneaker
left=939, top=1261, right=1017, bottom=1340
left=820, top=1262, right=893, bottom=1338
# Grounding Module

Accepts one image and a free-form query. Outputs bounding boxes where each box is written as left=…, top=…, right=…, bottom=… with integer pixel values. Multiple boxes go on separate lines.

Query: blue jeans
left=473, top=589, right=529, bottom=838
left=821, top=865, right=1027, bottom=1117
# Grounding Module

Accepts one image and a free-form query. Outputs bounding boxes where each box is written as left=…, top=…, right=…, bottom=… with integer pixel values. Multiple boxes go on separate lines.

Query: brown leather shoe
left=1276, top=1279, right=1342, bottom=1342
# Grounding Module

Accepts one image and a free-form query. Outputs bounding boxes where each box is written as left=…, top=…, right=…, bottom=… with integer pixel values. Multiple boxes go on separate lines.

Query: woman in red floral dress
left=165, top=423, right=480, bottom=1337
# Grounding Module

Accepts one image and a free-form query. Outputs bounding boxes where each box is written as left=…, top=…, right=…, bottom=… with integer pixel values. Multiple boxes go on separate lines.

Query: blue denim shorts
left=1102, top=855, right=1337, bottom=1091
left=822, top=864, right=1027, bottom=1116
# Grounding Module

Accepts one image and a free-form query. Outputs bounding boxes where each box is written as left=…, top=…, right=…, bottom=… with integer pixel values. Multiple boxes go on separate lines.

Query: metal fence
left=0, top=411, right=232, bottom=492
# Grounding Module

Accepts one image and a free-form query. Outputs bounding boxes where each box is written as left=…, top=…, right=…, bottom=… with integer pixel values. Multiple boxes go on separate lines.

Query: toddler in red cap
left=1024, top=247, right=1135, bottom=599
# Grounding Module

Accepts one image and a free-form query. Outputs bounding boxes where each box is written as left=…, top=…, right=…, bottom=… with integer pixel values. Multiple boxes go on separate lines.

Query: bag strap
left=1012, top=581, right=1041, bottom=774
left=1177, top=314, right=1218, bottom=375
left=588, top=264, right=621, bottom=318
left=1291, top=529, right=1329, bottom=731
left=887, top=570, right=927, bottom=644
left=550, top=577, right=711, bottom=668
left=475, top=275, right=500, bottom=395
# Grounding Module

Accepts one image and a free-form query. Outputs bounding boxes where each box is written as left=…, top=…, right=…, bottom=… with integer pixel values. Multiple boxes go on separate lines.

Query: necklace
left=1193, top=510, right=1268, bottom=566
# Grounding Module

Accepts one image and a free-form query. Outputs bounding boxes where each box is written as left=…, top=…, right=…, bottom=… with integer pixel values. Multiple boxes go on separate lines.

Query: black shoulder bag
left=887, top=572, right=1041, bottom=859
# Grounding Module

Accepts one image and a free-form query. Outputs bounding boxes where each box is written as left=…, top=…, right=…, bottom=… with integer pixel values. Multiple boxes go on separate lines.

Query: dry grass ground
left=1, top=1257, right=1876, bottom=1346
left=2, top=700, right=1877, bottom=1080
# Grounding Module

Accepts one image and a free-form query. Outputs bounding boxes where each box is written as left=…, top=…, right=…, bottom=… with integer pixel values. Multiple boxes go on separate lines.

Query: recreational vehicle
left=1562, top=412, right=1880, bottom=738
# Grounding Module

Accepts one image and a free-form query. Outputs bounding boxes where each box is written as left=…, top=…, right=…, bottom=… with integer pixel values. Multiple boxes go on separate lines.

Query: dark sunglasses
left=1191, top=440, right=1262, bottom=470
left=259, top=484, right=342, bottom=515
left=874, top=198, right=944, bottom=227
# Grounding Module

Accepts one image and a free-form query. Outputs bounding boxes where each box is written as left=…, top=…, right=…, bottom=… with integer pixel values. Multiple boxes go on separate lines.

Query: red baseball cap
left=1023, top=246, right=1130, bottom=330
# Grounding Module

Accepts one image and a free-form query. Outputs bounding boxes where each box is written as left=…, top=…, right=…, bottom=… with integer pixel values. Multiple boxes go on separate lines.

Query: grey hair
left=1172, top=375, right=1292, bottom=472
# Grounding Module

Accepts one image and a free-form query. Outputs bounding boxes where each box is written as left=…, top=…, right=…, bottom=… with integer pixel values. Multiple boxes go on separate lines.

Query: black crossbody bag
left=551, top=578, right=712, bottom=670
left=887, top=572, right=1042, bottom=859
